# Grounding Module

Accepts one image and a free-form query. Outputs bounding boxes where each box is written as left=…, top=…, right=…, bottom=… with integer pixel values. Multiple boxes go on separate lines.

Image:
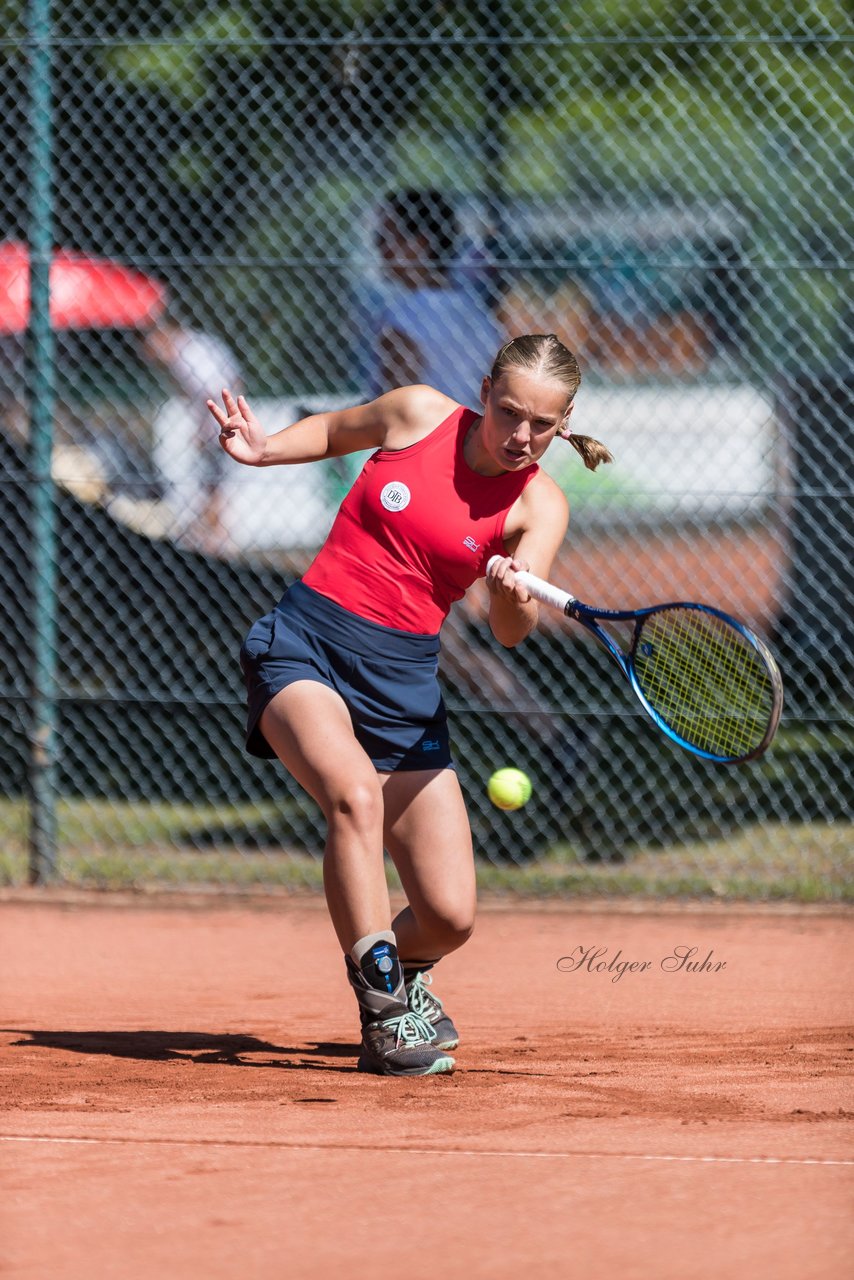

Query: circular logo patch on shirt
left=379, top=481, right=411, bottom=512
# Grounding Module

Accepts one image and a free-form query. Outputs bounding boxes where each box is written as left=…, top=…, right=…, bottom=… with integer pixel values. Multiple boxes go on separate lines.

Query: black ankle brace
left=403, top=959, right=438, bottom=981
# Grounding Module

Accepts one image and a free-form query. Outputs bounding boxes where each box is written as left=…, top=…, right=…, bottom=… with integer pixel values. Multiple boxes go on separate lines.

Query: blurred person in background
left=142, top=313, right=243, bottom=553
left=368, top=189, right=504, bottom=405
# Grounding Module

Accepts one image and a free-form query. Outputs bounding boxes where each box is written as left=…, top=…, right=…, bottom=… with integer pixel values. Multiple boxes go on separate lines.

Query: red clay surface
left=2, top=895, right=852, bottom=1280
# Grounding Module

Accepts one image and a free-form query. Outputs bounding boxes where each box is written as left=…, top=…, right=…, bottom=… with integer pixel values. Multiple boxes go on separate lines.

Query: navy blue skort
left=239, top=581, right=453, bottom=773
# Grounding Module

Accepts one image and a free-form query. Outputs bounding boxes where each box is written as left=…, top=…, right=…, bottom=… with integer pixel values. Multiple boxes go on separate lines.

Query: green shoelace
left=381, top=1010, right=437, bottom=1047
left=406, top=971, right=444, bottom=1020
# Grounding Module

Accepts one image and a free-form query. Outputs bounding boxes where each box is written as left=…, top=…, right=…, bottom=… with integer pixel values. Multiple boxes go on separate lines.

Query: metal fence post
left=26, top=0, right=58, bottom=883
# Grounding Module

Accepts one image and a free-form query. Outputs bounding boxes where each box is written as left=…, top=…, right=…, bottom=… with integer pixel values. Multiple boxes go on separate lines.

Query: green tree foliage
left=3, top=0, right=850, bottom=385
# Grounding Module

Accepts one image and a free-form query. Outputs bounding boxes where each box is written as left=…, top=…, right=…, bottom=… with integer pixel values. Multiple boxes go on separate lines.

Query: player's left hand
left=207, top=388, right=267, bottom=466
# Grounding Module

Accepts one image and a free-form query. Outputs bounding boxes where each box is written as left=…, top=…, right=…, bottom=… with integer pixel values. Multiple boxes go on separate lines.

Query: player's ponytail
left=565, top=433, right=614, bottom=471
left=490, top=333, right=613, bottom=472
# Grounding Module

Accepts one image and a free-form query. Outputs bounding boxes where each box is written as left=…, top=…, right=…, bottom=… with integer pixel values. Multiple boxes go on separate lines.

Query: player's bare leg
left=259, top=681, right=391, bottom=949
left=380, top=767, right=476, bottom=959
left=258, top=684, right=454, bottom=1075
left=380, top=768, right=476, bottom=1049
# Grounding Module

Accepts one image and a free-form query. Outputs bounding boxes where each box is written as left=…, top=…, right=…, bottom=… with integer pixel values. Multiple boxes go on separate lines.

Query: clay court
left=2, top=894, right=852, bottom=1278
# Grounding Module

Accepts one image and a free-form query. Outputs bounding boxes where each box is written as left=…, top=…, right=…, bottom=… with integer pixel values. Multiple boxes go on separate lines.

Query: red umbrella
left=0, top=241, right=167, bottom=333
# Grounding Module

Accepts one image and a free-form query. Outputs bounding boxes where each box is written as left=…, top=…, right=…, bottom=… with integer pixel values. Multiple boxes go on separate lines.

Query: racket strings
left=632, top=609, right=776, bottom=758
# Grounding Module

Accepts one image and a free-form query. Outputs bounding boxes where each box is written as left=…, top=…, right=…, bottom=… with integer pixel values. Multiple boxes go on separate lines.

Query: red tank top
left=302, top=406, right=539, bottom=633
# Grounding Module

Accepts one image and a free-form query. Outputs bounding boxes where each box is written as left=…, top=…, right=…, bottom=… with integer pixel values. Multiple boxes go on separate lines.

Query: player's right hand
left=485, top=554, right=533, bottom=606
left=206, top=388, right=267, bottom=466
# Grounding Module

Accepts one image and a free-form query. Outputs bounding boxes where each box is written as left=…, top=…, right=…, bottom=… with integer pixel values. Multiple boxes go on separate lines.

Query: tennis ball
left=487, top=767, right=533, bottom=811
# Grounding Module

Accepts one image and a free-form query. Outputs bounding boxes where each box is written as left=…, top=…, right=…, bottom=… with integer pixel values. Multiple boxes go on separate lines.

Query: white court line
left=1, top=1135, right=851, bottom=1166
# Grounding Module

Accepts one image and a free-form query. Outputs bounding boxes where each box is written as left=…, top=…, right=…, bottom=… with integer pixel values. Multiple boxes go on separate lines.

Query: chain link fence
left=1, top=1, right=852, bottom=897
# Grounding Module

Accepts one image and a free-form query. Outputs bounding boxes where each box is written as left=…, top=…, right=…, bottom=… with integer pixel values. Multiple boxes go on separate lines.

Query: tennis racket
left=486, top=556, right=784, bottom=764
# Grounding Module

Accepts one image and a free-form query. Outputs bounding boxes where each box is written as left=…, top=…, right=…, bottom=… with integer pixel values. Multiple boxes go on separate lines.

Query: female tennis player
left=207, top=334, right=611, bottom=1076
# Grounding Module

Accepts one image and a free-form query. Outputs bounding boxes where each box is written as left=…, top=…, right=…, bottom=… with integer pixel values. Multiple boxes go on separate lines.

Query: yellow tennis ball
left=487, top=767, right=533, bottom=811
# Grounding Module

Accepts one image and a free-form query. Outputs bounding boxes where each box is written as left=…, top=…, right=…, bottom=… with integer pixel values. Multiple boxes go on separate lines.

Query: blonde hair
left=490, top=333, right=613, bottom=471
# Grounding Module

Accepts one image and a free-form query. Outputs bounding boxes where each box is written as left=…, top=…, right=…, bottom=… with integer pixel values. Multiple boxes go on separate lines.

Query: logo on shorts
left=380, top=481, right=411, bottom=512
left=420, top=738, right=441, bottom=752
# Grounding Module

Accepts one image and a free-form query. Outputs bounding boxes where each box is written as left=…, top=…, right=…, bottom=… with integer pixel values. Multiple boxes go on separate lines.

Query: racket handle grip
left=486, top=555, right=574, bottom=614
